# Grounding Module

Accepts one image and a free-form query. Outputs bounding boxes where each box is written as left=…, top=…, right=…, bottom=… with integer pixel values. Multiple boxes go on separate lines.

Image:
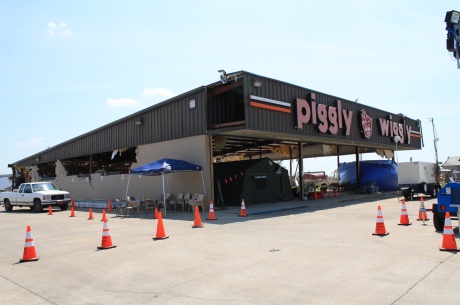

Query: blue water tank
left=338, top=160, right=398, bottom=192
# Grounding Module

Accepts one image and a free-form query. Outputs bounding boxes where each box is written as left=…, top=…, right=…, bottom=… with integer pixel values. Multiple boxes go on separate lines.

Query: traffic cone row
left=372, top=201, right=459, bottom=252
left=18, top=198, right=226, bottom=260
left=17, top=197, right=460, bottom=261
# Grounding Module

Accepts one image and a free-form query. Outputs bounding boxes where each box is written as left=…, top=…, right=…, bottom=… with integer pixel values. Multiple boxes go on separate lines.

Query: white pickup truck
left=0, top=182, right=71, bottom=212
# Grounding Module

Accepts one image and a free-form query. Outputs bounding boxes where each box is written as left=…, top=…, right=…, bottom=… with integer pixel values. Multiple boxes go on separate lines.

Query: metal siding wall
left=15, top=90, right=208, bottom=167
left=244, top=73, right=421, bottom=149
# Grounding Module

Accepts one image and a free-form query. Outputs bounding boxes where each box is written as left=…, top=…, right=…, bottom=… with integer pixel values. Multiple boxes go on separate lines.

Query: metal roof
left=11, top=70, right=422, bottom=169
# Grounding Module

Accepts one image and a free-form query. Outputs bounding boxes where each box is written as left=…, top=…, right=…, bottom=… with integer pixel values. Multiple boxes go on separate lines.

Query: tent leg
left=125, top=171, right=131, bottom=199
left=201, top=171, right=206, bottom=196
left=162, top=173, right=166, bottom=217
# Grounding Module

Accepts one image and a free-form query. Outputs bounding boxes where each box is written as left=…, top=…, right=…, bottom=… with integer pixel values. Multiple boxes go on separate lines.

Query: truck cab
left=432, top=182, right=460, bottom=231
left=1, top=182, right=70, bottom=212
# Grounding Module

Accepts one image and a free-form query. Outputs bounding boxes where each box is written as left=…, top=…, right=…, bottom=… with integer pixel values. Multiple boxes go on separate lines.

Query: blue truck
left=432, top=182, right=460, bottom=231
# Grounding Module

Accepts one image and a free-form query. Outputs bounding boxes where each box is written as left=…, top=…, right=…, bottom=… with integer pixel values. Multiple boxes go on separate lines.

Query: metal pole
left=125, top=171, right=131, bottom=199
left=298, top=142, right=304, bottom=200
left=201, top=171, right=206, bottom=196
left=162, top=172, right=166, bottom=217
left=430, top=118, right=440, bottom=184
left=289, top=146, right=293, bottom=186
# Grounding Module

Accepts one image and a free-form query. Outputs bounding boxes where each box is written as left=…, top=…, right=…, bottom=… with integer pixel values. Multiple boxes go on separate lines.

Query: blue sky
left=0, top=1, right=458, bottom=176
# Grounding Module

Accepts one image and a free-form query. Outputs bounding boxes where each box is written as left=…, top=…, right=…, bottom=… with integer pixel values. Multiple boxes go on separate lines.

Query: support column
left=355, top=147, right=360, bottom=188
left=298, top=142, right=304, bottom=200
left=336, top=145, right=340, bottom=181
left=289, top=146, right=293, bottom=186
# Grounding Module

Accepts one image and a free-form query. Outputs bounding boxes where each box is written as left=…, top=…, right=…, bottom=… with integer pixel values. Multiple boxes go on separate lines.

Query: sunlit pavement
left=0, top=191, right=458, bottom=305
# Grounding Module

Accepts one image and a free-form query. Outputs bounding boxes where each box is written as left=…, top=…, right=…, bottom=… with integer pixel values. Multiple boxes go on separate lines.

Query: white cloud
left=47, top=21, right=72, bottom=37
left=17, top=138, right=45, bottom=147
left=141, top=87, right=176, bottom=98
left=106, top=98, right=141, bottom=108
left=47, top=22, right=57, bottom=35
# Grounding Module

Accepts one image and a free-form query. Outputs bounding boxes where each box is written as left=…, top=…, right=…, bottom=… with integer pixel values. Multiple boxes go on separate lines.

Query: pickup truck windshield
left=32, top=183, right=59, bottom=192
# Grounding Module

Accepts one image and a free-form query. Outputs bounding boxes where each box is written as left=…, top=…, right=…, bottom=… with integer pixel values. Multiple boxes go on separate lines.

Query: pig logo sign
left=359, top=109, right=372, bottom=139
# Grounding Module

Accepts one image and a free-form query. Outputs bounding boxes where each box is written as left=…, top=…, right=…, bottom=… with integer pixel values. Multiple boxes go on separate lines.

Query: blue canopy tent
left=127, top=158, right=205, bottom=216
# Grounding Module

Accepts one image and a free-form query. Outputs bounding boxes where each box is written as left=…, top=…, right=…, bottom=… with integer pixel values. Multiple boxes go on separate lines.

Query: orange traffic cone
left=416, top=201, right=429, bottom=221
left=69, top=206, right=76, bottom=217
left=153, top=212, right=169, bottom=240
left=97, top=219, right=116, bottom=250
left=192, top=206, right=203, bottom=228
left=206, top=201, right=218, bottom=220
left=48, top=205, right=53, bottom=215
left=373, top=206, right=389, bottom=236
left=71, top=198, right=75, bottom=209
left=101, top=209, right=108, bottom=222
left=398, top=200, right=412, bottom=226
left=88, top=208, right=94, bottom=220
left=239, top=199, right=247, bottom=217
left=20, top=226, right=39, bottom=262
left=107, top=198, right=113, bottom=212
left=439, top=212, right=460, bottom=252
left=153, top=207, right=159, bottom=219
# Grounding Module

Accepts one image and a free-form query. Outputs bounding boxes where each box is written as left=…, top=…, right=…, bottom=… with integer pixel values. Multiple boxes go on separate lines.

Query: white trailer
left=397, top=161, right=440, bottom=200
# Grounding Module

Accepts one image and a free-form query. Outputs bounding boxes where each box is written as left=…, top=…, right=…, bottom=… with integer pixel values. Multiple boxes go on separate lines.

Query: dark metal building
left=10, top=71, right=422, bottom=205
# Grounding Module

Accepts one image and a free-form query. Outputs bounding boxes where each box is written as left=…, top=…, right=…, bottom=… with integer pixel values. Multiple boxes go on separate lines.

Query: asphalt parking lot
left=0, top=193, right=459, bottom=305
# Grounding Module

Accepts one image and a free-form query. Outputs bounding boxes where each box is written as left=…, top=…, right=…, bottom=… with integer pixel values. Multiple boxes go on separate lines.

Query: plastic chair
left=189, top=194, right=205, bottom=212
left=142, top=195, right=156, bottom=217
left=183, top=193, right=191, bottom=210
left=169, top=193, right=184, bottom=211
left=125, top=196, right=140, bottom=217
left=115, top=199, right=126, bottom=217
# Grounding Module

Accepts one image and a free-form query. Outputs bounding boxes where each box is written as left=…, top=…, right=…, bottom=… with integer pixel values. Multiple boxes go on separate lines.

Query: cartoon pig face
left=360, top=110, right=372, bottom=139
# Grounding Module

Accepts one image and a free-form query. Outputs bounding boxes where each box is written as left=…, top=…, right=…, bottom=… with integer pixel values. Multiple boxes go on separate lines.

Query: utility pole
left=429, top=118, right=440, bottom=183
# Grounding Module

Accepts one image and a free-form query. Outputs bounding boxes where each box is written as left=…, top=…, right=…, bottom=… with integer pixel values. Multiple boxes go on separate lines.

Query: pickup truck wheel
left=33, top=199, right=43, bottom=213
left=433, top=212, right=445, bottom=232
left=60, top=203, right=68, bottom=211
left=4, top=199, right=13, bottom=212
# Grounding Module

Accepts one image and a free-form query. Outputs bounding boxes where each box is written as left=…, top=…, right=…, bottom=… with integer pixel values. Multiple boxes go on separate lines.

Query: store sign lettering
left=378, top=115, right=411, bottom=144
left=294, top=93, right=353, bottom=136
